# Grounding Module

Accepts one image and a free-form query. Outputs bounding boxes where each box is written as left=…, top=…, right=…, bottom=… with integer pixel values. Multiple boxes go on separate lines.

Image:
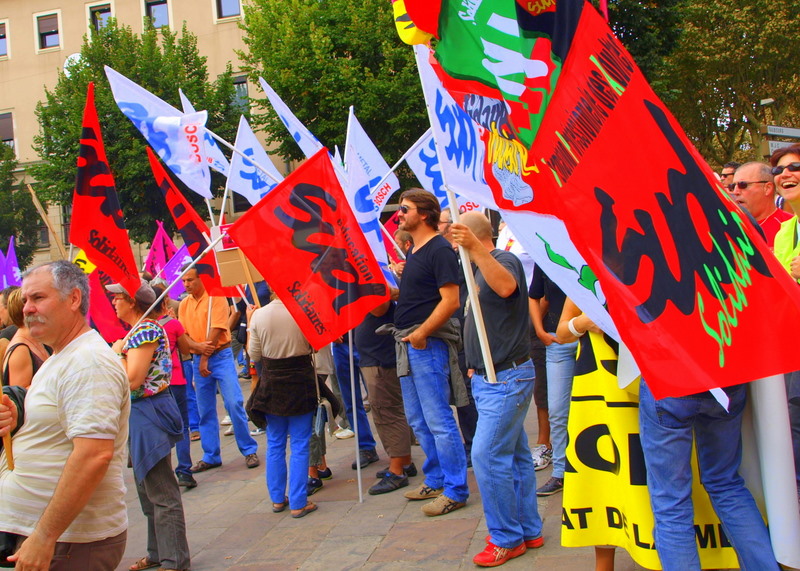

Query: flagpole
left=366, top=128, right=432, bottom=204
left=206, top=129, right=282, bottom=185
left=204, top=200, right=216, bottom=227
left=26, top=184, right=68, bottom=259
left=348, top=331, right=364, bottom=503
left=413, top=47, right=497, bottom=383
left=380, top=224, right=405, bottom=260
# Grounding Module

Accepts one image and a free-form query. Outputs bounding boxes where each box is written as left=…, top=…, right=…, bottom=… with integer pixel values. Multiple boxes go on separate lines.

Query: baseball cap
left=105, top=282, right=157, bottom=306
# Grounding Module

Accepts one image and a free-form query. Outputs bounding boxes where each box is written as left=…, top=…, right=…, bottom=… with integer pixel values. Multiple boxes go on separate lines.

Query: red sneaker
left=485, top=535, right=544, bottom=549
left=473, top=541, right=526, bottom=567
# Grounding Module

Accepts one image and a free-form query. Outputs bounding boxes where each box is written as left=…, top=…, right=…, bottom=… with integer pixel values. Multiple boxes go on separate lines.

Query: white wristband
left=568, top=317, right=585, bottom=338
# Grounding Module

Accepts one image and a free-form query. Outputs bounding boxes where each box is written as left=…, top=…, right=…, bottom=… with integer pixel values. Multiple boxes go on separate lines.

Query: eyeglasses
left=727, top=181, right=770, bottom=191
left=719, top=171, right=735, bottom=178
left=398, top=205, right=417, bottom=213
left=771, top=162, right=800, bottom=176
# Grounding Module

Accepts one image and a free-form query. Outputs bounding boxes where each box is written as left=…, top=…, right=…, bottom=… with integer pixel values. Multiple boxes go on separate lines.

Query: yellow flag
left=72, top=249, right=97, bottom=275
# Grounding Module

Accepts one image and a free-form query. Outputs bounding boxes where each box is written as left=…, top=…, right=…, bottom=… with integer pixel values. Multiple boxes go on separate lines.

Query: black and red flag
left=227, top=149, right=389, bottom=350
left=70, top=82, right=140, bottom=297
left=146, top=147, right=237, bottom=297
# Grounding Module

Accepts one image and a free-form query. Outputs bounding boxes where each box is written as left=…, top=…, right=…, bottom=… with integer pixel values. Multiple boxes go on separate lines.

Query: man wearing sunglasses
left=390, top=189, right=469, bottom=517
left=730, top=162, right=792, bottom=248
left=719, top=161, right=740, bottom=189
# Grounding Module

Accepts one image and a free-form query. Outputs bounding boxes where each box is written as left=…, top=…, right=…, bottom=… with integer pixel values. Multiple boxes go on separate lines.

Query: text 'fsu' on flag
left=70, top=82, right=141, bottom=297
left=227, top=148, right=389, bottom=350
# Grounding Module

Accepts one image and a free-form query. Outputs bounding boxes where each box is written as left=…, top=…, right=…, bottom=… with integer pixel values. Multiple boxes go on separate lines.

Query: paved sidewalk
left=116, top=378, right=646, bottom=570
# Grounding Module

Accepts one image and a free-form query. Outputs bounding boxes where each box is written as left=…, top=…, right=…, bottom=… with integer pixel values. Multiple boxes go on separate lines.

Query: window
left=90, top=4, right=112, bottom=31
left=232, top=76, right=248, bottom=111
left=216, top=0, right=241, bottom=19
left=37, top=14, right=60, bottom=49
left=61, top=205, right=72, bottom=248
left=145, top=0, right=169, bottom=28
left=0, top=22, right=7, bottom=57
left=0, top=113, right=13, bottom=150
left=38, top=223, right=51, bottom=248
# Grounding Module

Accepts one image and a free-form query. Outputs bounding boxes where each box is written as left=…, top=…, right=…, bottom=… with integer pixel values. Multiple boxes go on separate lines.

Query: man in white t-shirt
left=0, top=260, right=130, bottom=570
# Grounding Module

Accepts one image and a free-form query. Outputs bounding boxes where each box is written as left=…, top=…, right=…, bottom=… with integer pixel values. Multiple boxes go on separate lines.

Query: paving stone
left=368, top=519, right=478, bottom=563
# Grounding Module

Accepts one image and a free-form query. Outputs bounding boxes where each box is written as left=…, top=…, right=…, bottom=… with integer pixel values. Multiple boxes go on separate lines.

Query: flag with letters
left=143, top=220, right=178, bottom=277
left=178, top=88, right=231, bottom=176
left=70, top=82, right=141, bottom=297
left=227, top=116, right=283, bottom=205
left=227, top=149, right=389, bottom=349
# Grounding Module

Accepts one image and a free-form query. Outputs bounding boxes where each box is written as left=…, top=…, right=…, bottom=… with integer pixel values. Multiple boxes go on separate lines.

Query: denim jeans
left=170, top=385, right=192, bottom=477
left=182, top=360, right=200, bottom=432
left=471, top=360, right=542, bottom=548
left=332, top=342, right=377, bottom=451
left=265, top=412, right=313, bottom=510
left=639, top=381, right=779, bottom=571
left=400, top=337, right=469, bottom=502
left=545, top=337, right=578, bottom=479
left=192, top=348, right=258, bottom=465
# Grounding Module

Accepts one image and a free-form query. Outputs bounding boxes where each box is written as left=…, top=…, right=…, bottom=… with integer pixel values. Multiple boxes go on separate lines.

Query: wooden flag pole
left=26, top=184, right=68, bottom=259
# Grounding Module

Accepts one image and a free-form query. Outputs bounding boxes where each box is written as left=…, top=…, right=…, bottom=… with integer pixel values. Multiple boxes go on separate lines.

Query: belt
left=211, top=342, right=231, bottom=355
left=474, top=357, right=529, bottom=377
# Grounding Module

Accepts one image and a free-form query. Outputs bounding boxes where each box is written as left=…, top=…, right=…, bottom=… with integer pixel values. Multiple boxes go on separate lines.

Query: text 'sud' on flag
left=70, top=82, right=141, bottom=297
left=227, top=149, right=390, bottom=350
left=402, top=0, right=800, bottom=398
left=146, top=147, right=237, bottom=298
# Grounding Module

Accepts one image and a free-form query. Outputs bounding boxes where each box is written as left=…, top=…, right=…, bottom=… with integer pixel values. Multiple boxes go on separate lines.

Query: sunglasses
left=719, top=171, right=734, bottom=178
left=771, top=162, right=800, bottom=176
left=398, top=205, right=417, bottom=213
left=727, top=181, right=770, bottom=191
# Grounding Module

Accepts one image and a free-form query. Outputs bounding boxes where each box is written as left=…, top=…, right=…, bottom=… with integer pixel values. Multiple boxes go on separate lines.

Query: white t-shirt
left=0, top=329, right=130, bottom=542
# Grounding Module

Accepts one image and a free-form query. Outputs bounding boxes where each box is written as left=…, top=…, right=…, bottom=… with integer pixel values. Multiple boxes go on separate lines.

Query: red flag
left=227, top=149, right=390, bottom=350
left=147, top=147, right=237, bottom=297
left=70, top=82, right=140, bottom=297
left=383, top=211, right=401, bottom=264
left=88, top=269, right=129, bottom=343
left=143, top=220, right=178, bottom=276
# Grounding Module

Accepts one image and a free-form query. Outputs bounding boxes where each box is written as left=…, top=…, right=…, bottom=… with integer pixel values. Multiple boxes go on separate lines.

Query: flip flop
left=129, top=557, right=160, bottom=571
left=272, top=497, right=289, bottom=513
left=291, top=502, right=318, bottom=519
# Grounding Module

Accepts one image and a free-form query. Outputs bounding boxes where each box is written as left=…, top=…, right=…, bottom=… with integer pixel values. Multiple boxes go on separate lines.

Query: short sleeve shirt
left=160, top=316, right=186, bottom=386
left=354, top=303, right=397, bottom=368
left=123, top=320, right=171, bottom=400
left=394, top=234, right=461, bottom=328
left=529, top=266, right=567, bottom=332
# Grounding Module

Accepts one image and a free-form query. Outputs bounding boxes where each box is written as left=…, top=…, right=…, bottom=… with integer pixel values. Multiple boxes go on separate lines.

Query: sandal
left=291, top=502, right=318, bottom=519
left=272, top=497, right=289, bottom=513
left=129, top=557, right=160, bottom=571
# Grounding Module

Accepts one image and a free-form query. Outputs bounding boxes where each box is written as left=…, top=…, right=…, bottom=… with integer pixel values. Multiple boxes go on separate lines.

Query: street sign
left=760, top=139, right=794, bottom=158
left=760, top=125, right=800, bottom=139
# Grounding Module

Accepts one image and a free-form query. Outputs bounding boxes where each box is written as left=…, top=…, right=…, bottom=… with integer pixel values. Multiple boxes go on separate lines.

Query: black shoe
left=369, top=472, right=409, bottom=495
left=376, top=462, right=418, bottom=479
left=176, top=473, right=198, bottom=488
left=307, top=477, right=323, bottom=496
left=536, top=476, right=564, bottom=497
left=317, top=467, right=333, bottom=480
left=352, top=448, right=380, bottom=470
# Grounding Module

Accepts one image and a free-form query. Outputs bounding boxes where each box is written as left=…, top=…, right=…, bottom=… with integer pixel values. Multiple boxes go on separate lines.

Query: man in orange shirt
left=178, top=269, right=259, bottom=471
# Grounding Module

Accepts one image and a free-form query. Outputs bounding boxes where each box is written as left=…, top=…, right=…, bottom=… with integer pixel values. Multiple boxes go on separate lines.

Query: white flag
left=228, top=116, right=283, bottom=206
left=258, top=77, right=324, bottom=159
left=105, top=66, right=212, bottom=199
left=179, top=89, right=230, bottom=176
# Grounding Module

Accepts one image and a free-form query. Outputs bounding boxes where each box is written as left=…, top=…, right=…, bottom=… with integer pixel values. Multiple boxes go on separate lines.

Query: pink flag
left=143, top=220, right=178, bottom=277
left=383, top=211, right=401, bottom=264
left=4, top=236, right=21, bottom=287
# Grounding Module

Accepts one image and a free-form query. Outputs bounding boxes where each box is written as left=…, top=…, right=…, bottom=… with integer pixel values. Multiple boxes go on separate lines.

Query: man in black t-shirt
left=393, top=189, right=468, bottom=517
left=451, top=212, right=543, bottom=566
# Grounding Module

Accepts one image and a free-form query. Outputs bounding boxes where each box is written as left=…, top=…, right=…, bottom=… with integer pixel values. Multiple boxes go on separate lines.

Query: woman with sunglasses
left=770, top=143, right=800, bottom=282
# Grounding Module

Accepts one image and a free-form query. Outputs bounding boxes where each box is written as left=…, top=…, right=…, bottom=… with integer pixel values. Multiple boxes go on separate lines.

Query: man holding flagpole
left=178, top=268, right=259, bottom=472
left=389, top=189, right=469, bottom=517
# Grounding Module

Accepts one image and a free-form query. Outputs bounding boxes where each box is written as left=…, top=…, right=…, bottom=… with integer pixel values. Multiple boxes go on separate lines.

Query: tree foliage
left=30, top=20, right=241, bottom=243
left=0, top=144, right=39, bottom=270
left=656, top=0, right=800, bottom=166
left=238, top=0, right=428, bottom=170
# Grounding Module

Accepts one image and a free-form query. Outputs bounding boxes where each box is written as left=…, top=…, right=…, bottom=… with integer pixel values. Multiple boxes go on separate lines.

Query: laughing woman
left=771, top=143, right=800, bottom=281
left=108, top=281, right=190, bottom=571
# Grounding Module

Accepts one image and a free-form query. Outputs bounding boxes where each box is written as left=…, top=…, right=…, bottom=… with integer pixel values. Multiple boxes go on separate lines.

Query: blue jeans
left=545, top=337, right=577, bottom=479
left=472, top=361, right=542, bottom=548
left=400, top=337, right=468, bottom=502
left=182, top=360, right=200, bottom=432
left=639, top=381, right=779, bottom=571
left=332, top=342, right=377, bottom=451
left=192, top=348, right=258, bottom=464
left=171, top=385, right=192, bottom=477
left=265, top=412, right=313, bottom=510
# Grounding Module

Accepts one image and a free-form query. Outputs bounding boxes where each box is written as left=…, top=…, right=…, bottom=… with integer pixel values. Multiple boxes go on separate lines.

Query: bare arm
left=450, top=223, right=517, bottom=297
left=402, top=283, right=460, bottom=350
left=528, top=297, right=558, bottom=346
left=8, top=437, right=115, bottom=570
left=199, top=327, right=226, bottom=377
left=6, top=347, right=34, bottom=388
left=175, top=333, right=212, bottom=356
left=0, top=394, right=18, bottom=437
left=120, top=342, right=158, bottom=391
left=556, top=298, right=602, bottom=343
left=370, top=300, right=391, bottom=318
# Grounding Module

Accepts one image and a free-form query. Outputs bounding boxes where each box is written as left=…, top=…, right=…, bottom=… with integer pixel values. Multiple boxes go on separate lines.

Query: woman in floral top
left=109, top=281, right=190, bottom=571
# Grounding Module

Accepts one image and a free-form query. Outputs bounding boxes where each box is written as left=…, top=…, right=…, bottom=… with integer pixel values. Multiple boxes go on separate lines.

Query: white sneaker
left=250, top=427, right=265, bottom=436
left=224, top=426, right=234, bottom=436
left=333, top=427, right=355, bottom=439
left=220, top=415, right=232, bottom=426
left=531, top=444, right=552, bottom=471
